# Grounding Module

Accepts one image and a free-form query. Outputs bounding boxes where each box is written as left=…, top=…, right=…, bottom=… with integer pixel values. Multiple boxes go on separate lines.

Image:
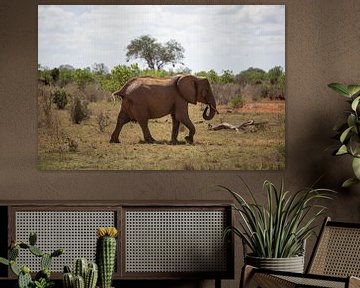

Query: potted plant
left=328, top=83, right=360, bottom=187
left=222, top=179, right=334, bottom=273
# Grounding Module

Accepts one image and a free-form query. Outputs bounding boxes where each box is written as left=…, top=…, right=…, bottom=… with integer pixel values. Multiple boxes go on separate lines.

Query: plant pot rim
left=245, top=253, right=304, bottom=259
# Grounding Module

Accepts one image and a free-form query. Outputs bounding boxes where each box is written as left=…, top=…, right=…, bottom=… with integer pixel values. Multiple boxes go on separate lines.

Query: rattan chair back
left=307, top=217, right=360, bottom=278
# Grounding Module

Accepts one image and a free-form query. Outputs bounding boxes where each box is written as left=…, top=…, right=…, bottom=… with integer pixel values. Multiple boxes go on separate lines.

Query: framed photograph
left=37, top=5, right=285, bottom=170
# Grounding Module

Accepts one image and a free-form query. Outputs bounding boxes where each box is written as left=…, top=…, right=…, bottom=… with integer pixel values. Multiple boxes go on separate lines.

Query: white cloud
left=38, top=5, right=285, bottom=73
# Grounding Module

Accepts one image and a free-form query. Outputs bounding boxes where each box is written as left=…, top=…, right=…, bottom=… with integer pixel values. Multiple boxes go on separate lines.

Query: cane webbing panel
left=125, top=210, right=227, bottom=273
left=309, top=226, right=360, bottom=277
left=15, top=211, right=115, bottom=272
left=277, top=275, right=345, bottom=288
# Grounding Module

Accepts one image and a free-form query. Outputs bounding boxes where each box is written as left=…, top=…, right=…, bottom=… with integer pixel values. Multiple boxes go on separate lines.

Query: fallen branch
left=208, top=120, right=268, bottom=132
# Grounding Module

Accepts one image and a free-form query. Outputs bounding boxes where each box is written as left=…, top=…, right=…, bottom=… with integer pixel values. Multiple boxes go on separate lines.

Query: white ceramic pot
left=245, top=254, right=305, bottom=273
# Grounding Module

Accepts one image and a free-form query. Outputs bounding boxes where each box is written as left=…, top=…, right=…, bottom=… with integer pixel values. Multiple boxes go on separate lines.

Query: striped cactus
left=63, top=272, right=74, bottom=288
left=96, top=227, right=118, bottom=288
left=74, top=258, right=88, bottom=279
left=63, top=260, right=98, bottom=288
left=85, top=262, right=98, bottom=288
left=73, top=275, right=85, bottom=288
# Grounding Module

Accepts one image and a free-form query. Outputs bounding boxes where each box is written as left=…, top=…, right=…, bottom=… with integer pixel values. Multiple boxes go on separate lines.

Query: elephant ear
left=177, top=75, right=197, bottom=104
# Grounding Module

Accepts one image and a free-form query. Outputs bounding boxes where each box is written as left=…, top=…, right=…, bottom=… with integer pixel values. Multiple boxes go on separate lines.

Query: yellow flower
left=96, top=227, right=118, bottom=237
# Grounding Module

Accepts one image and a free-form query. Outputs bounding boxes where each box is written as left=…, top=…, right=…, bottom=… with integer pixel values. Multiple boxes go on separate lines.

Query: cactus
left=63, top=259, right=98, bottom=288
left=41, top=253, right=52, bottom=270
left=0, top=232, right=64, bottom=288
left=29, top=245, right=44, bottom=257
left=63, top=272, right=74, bottom=288
left=29, top=232, right=37, bottom=246
left=74, top=275, right=85, bottom=288
left=96, top=227, right=118, bottom=288
left=18, top=267, right=32, bottom=288
left=85, top=263, right=98, bottom=288
left=74, top=258, right=88, bottom=279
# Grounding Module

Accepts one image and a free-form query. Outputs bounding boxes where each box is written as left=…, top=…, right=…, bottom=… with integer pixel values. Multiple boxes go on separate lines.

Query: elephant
left=109, top=75, right=218, bottom=144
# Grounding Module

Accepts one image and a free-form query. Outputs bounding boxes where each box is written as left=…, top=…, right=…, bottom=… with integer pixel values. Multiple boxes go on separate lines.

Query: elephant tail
left=112, top=77, right=138, bottom=101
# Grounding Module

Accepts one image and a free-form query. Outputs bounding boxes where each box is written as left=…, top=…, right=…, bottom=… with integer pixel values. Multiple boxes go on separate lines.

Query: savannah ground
left=38, top=98, right=285, bottom=170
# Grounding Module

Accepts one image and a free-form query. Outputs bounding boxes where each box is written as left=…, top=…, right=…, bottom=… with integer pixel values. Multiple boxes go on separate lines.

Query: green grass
left=38, top=101, right=285, bottom=170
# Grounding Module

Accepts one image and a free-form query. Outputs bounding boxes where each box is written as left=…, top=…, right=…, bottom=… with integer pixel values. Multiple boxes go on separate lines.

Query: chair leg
left=240, top=265, right=255, bottom=288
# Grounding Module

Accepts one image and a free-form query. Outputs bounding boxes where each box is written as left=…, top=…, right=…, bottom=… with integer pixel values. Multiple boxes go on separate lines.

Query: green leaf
left=336, top=144, right=348, bottom=155
left=342, top=177, right=360, bottom=188
left=328, top=83, right=351, bottom=97
left=0, top=257, right=9, bottom=266
left=352, top=157, right=360, bottom=179
left=347, top=85, right=360, bottom=97
left=340, top=126, right=353, bottom=143
left=347, top=114, right=356, bottom=128
left=351, top=96, right=360, bottom=111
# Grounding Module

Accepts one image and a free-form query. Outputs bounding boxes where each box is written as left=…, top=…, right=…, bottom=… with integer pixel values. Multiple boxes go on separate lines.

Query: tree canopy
left=126, top=35, right=185, bottom=70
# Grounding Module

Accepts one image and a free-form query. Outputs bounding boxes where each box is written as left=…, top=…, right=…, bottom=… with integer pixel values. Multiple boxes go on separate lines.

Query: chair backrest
left=307, top=217, right=360, bottom=277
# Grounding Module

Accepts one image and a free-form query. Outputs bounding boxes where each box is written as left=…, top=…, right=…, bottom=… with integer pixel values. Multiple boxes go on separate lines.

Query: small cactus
left=96, top=227, right=118, bottom=288
left=18, top=269, right=32, bottom=288
left=41, top=253, right=52, bottom=269
left=74, top=258, right=88, bottom=279
left=29, top=245, right=44, bottom=257
left=63, top=272, right=74, bottom=288
left=74, top=275, right=85, bottom=288
left=63, top=259, right=98, bottom=288
left=85, top=263, right=98, bottom=288
left=29, top=232, right=37, bottom=246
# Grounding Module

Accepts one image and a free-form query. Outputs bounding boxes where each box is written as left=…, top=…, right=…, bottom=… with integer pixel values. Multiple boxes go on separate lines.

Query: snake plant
left=328, top=82, right=360, bottom=187
left=222, top=179, right=335, bottom=258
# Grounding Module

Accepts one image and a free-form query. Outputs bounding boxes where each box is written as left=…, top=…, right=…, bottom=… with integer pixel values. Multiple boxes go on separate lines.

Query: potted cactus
left=96, top=227, right=118, bottom=288
left=0, top=232, right=63, bottom=288
left=62, top=258, right=98, bottom=288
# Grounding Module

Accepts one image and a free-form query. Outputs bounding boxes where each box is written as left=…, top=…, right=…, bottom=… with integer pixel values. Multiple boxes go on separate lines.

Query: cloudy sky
left=38, top=5, right=285, bottom=74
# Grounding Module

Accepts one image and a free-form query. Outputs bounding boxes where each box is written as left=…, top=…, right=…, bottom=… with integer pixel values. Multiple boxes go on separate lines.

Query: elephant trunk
left=202, top=94, right=218, bottom=120
left=203, top=86, right=219, bottom=121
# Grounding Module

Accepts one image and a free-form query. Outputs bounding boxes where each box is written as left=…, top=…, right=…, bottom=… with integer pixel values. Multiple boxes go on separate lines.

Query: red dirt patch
left=218, top=101, right=285, bottom=113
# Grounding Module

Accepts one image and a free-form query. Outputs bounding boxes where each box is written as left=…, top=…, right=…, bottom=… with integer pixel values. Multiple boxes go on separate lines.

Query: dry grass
left=38, top=100, right=285, bottom=170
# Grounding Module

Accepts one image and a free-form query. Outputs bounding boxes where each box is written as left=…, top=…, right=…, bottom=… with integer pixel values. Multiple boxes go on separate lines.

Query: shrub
left=212, top=83, right=242, bottom=105
left=70, top=96, right=90, bottom=124
left=51, top=88, right=68, bottom=109
left=96, top=111, right=110, bottom=132
left=230, top=96, right=244, bottom=108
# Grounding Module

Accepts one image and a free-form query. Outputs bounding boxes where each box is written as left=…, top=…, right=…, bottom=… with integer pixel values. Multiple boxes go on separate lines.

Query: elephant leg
left=178, top=115, right=195, bottom=144
left=170, top=114, right=180, bottom=144
left=110, top=111, right=131, bottom=143
left=138, top=119, right=156, bottom=143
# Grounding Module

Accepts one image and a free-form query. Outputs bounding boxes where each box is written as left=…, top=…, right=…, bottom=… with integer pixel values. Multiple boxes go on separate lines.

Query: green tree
left=220, top=69, right=234, bottom=84
left=126, top=35, right=185, bottom=70
left=100, top=64, right=140, bottom=93
left=267, top=66, right=284, bottom=84
left=236, top=67, right=266, bottom=85
left=73, top=68, right=93, bottom=90
left=59, top=65, right=75, bottom=86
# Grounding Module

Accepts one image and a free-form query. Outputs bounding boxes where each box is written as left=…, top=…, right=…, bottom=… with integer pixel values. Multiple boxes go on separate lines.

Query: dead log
left=208, top=120, right=268, bottom=132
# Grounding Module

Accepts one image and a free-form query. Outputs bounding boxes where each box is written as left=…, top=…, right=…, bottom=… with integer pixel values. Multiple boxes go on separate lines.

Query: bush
left=51, top=88, right=68, bottom=109
left=38, top=84, right=54, bottom=129
left=70, top=96, right=90, bottom=124
left=211, top=83, right=242, bottom=105
left=96, top=111, right=110, bottom=132
left=230, top=96, right=244, bottom=108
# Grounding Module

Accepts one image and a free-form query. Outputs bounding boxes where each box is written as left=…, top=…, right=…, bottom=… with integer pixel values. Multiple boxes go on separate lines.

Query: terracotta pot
left=245, top=254, right=305, bottom=273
